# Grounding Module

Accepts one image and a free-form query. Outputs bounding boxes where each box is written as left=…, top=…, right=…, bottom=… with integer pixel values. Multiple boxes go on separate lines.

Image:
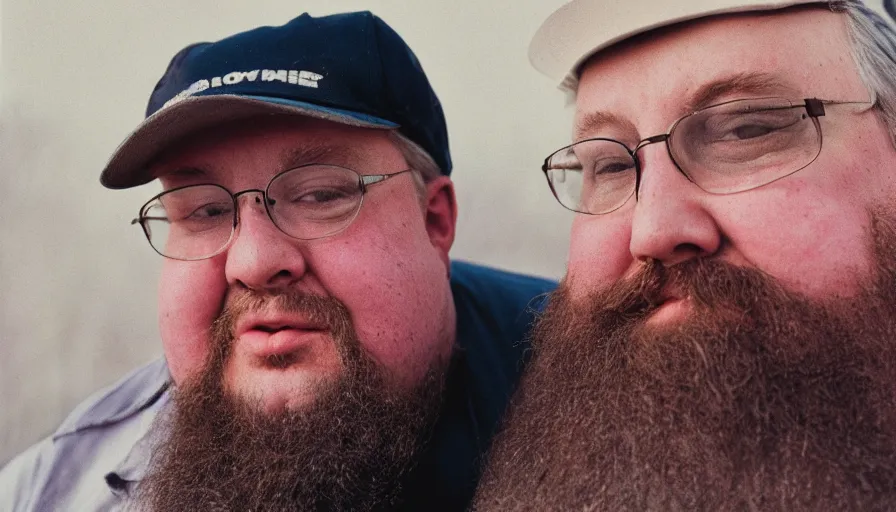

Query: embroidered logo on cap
left=162, top=69, right=324, bottom=109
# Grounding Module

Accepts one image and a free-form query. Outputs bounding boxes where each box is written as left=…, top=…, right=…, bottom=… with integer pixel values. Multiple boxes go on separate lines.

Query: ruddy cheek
left=567, top=217, right=633, bottom=293
left=725, top=191, right=871, bottom=299
left=159, top=261, right=228, bottom=383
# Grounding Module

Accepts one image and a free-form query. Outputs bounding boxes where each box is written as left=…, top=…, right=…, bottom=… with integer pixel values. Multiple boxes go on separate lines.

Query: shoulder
left=0, top=358, right=170, bottom=509
left=450, top=260, right=556, bottom=319
left=54, top=357, right=170, bottom=438
left=450, top=260, right=556, bottom=343
left=0, top=438, right=53, bottom=511
left=445, top=261, right=557, bottom=449
left=448, top=259, right=556, bottom=375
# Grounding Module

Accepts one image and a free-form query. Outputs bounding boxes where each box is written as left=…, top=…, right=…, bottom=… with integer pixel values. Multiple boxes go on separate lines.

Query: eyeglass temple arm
left=810, top=98, right=876, bottom=117
left=360, top=169, right=414, bottom=190
left=131, top=216, right=168, bottom=225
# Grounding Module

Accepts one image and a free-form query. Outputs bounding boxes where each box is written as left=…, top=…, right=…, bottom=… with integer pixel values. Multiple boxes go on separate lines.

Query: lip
left=234, top=314, right=328, bottom=358
left=655, top=296, right=686, bottom=308
left=646, top=292, right=691, bottom=324
left=650, top=283, right=685, bottom=307
left=235, top=313, right=327, bottom=337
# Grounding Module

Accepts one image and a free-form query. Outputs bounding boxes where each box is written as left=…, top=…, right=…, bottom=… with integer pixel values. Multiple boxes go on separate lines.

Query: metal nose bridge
left=633, top=133, right=670, bottom=153
left=631, top=133, right=672, bottom=200
left=231, top=188, right=276, bottom=226
left=233, top=188, right=270, bottom=204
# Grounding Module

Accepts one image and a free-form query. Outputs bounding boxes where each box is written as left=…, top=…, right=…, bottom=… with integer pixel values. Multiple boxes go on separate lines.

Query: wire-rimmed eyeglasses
left=132, top=164, right=414, bottom=261
left=542, top=97, right=875, bottom=215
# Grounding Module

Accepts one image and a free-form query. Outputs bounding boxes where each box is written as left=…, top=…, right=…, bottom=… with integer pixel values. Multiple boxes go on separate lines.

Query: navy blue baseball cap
left=100, top=11, right=451, bottom=189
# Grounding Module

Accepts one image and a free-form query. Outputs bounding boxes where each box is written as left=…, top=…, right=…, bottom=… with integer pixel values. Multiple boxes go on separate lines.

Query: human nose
left=628, top=144, right=722, bottom=266
left=224, top=190, right=309, bottom=292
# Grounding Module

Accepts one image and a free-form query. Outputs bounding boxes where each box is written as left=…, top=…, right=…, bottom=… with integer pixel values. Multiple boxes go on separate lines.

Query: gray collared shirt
left=0, top=358, right=171, bottom=511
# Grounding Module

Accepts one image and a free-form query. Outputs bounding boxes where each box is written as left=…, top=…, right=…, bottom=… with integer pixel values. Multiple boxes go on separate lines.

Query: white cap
left=528, top=0, right=888, bottom=89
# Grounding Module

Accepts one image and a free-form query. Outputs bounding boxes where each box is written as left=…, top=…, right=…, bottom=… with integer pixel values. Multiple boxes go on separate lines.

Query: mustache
left=210, top=287, right=355, bottom=362
left=592, top=257, right=784, bottom=317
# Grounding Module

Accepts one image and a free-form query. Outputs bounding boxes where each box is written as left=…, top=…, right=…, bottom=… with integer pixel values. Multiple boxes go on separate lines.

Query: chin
left=224, top=362, right=337, bottom=414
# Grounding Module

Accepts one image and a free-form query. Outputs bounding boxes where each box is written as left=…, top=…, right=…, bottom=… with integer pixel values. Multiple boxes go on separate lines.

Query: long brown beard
left=137, top=291, right=446, bottom=512
left=474, top=214, right=896, bottom=511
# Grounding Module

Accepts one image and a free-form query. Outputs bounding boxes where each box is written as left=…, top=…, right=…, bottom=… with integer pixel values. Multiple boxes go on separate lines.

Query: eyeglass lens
left=544, top=98, right=822, bottom=215
left=139, top=165, right=367, bottom=260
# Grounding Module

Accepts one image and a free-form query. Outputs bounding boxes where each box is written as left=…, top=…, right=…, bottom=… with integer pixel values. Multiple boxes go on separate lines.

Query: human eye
left=572, top=143, right=632, bottom=176
left=590, top=155, right=635, bottom=175
left=188, top=202, right=233, bottom=219
left=289, top=186, right=355, bottom=204
left=703, top=109, right=803, bottom=143
left=158, top=186, right=230, bottom=220
left=275, top=177, right=362, bottom=223
left=160, top=200, right=232, bottom=234
left=673, top=102, right=817, bottom=180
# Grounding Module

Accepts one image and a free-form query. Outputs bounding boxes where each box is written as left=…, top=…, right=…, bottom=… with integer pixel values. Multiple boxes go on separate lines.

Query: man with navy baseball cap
left=0, top=11, right=554, bottom=511
left=473, top=0, right=896, bottom=510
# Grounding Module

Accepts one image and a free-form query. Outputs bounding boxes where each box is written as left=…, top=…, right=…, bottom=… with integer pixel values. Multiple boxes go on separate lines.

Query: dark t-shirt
left=399, top=261, right=556, bottom=510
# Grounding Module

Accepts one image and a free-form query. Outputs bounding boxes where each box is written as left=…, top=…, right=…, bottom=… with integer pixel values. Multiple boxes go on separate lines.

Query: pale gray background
left=0, top=0, right=578, bottom=464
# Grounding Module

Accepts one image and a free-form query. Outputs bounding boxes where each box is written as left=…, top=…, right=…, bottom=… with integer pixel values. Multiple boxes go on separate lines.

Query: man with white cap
left=0, top=11, right=555, bottom=511
left=474, top=1, right=896, bottom=510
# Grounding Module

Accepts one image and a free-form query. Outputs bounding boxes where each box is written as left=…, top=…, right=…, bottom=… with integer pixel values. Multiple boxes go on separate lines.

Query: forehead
left=150, top=116, right=401, bottom=185
left=574, top=7, right=866, bottom=138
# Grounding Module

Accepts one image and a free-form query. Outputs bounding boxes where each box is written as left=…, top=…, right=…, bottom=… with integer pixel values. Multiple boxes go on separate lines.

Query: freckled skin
left=567, top=8, right=896, bottom=303
left=151, top=116, right=457, bottom=409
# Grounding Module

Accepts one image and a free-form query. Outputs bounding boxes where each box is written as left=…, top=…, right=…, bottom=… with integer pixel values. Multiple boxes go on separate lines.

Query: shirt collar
left=55, top=358, right=171, bottom=439
left=104, top=386, right=171, bottom=497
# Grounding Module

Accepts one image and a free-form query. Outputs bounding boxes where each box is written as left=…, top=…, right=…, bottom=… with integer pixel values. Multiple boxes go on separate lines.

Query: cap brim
left=100, top=95, right=399, bottom=189
left=529, top=0, right=825, bottom=90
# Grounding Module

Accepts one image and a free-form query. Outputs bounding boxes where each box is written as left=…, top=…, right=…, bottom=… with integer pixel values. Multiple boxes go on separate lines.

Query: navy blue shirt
left=399, top=261, right=554, bottom=510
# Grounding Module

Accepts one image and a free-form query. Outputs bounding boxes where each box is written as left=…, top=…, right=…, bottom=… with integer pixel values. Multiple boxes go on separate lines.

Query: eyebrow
left=279, top=144, right=369, bottom=170
left=573, top=72, right=798, bottom=141
left=684, top=72, right=799, bottom=112
left=573, top=111, right=638, bottom=143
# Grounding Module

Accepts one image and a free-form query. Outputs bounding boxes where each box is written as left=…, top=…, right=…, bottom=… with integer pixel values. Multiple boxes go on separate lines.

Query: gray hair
left=842, top=1, right=896, bottom=148
left=384, top=131, right=443, bottom=206
left=388, top=131, right=443, bottom=181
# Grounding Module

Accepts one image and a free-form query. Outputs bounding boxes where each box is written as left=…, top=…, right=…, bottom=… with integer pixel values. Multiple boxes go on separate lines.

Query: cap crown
left=148, top=11, right=451, bottom=174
